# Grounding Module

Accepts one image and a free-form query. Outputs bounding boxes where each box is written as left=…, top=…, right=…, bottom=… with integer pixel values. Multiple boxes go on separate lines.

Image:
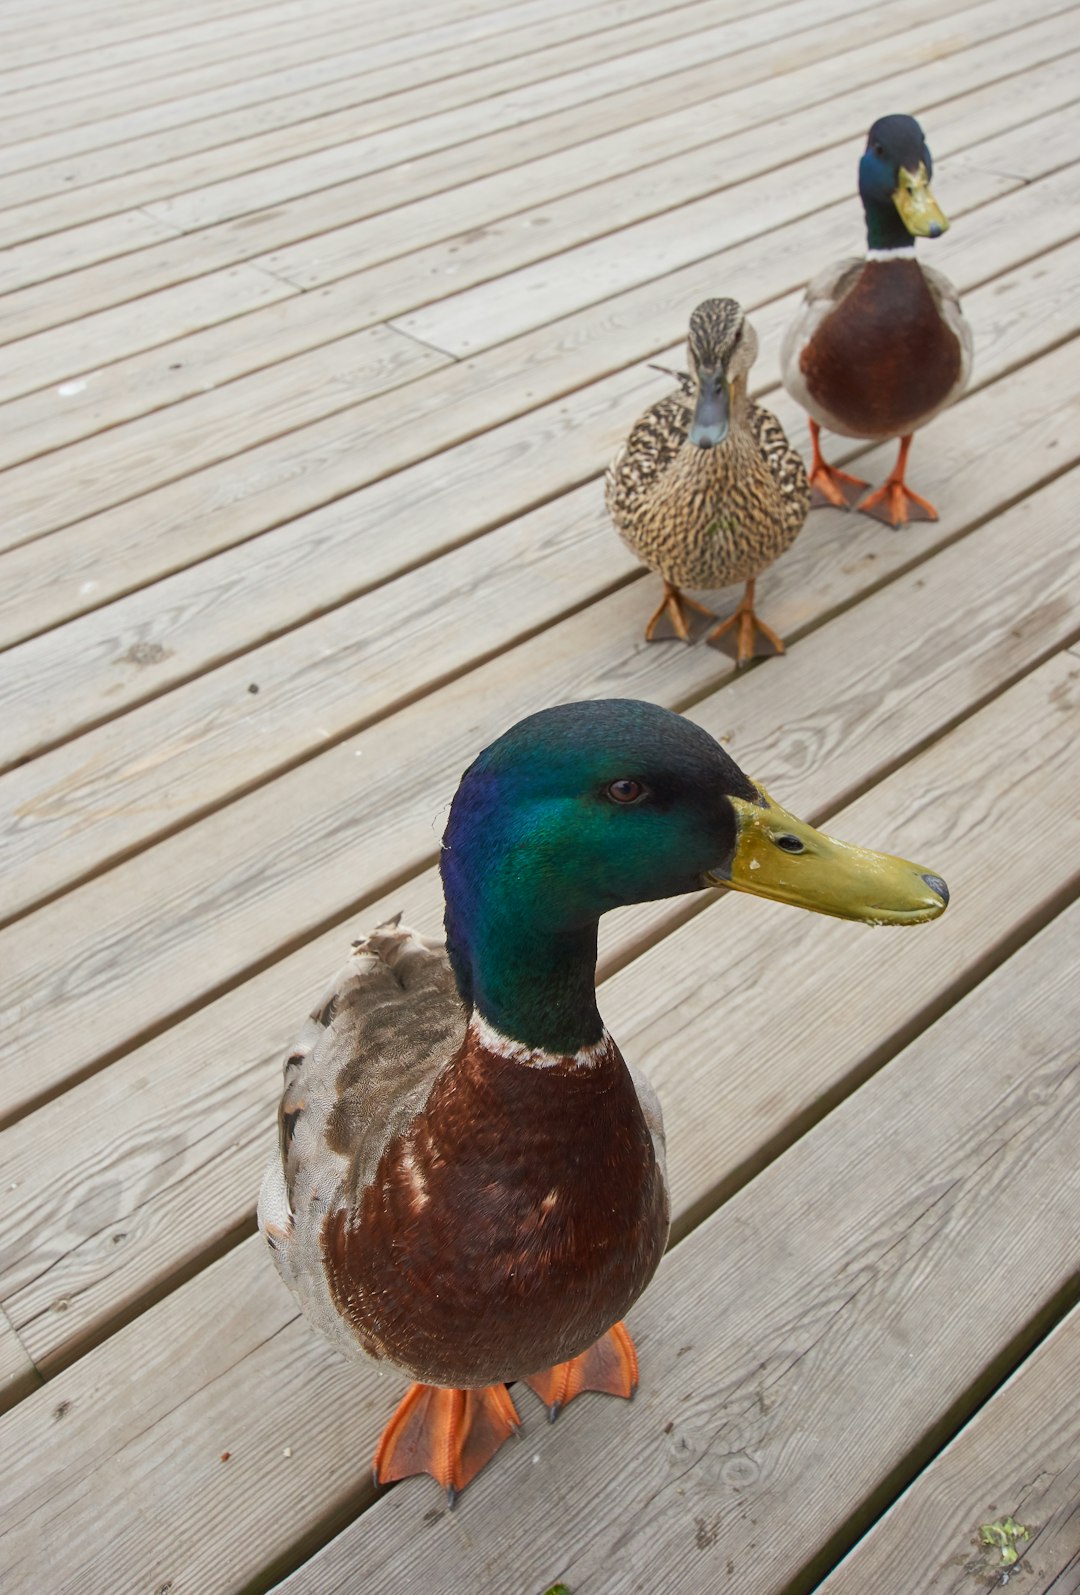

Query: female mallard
left=782, top=114, right=973, bottom=526
left=605, top=298, right=809, bottom=665
left=258, top=699, right=948, bottom=1503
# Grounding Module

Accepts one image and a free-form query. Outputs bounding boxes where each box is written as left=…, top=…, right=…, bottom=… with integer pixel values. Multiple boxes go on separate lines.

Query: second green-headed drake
left=782, top=114, right=972, bottom=526
left=259, top=699, right=949, bottom=1504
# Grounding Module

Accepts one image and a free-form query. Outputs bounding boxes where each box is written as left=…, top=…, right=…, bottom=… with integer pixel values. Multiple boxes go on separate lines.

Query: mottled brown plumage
left=606, top=299, right=809, bottom=661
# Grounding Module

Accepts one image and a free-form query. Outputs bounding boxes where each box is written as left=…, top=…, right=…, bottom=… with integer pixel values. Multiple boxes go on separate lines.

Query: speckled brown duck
left=782, top=114, right=973, bottom=526
left=259, top=699, right=950, bottom=1505
left=605, top=298, right=809, bottom=666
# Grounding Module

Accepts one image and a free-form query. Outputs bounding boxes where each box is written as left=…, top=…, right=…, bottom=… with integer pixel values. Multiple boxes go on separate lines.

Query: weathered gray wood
left=0, top=0, right=533, bottom=149
left=0, top=0, right=1003, bottom=341
left=3, top=218, right=1076, bottom=780
left=0, top=0, right=831, bottom=259
left=1, top=664, right=1076, bottom=1593
left=818, top=1305, right=1080, bottom=1594
left=0, top=0, right=732, bottom=215
left=0, top=322, right=450, bottom=552
left=0, top=0, right=622, bottom=174
left=0, top=1306, right=37, bottom=1416
left=0, top=7, right=1068, bottom=458
left=398, top=96, right=1080, bottom=355
left=0, top=138, right=1047, bottom=644
left=3, top=457, right=1077, bottom=1373
left=2, top=328, right=1076, bottom=1111
left=279, top=890, right=1080, bottom=1595
left=1, top=268, right=1075, bottom=926
left=0, top=263, right=298, bottom=410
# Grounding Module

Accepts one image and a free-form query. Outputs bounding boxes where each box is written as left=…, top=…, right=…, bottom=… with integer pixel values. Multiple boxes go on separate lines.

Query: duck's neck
left=444, top=885, right=603, bottom=1057
left=863, top=197, right=915, bottom=254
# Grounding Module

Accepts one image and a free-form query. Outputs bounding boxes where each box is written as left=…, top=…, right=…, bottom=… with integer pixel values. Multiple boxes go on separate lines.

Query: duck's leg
left=857, top=435, right=938, bottom=526
left=807, top=419, right=869, bottom=509
left=524, top=1320, right=639, bottom=1422
left=373, top=1382, right=521, bottom=1506
left=645, top=580, right=714, bottom=643
left=706, top=579, right=785, bottom=668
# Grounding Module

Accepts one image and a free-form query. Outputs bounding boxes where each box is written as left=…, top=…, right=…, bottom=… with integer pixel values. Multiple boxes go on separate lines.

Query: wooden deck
left=1, top=0, right=1079, bottom=1587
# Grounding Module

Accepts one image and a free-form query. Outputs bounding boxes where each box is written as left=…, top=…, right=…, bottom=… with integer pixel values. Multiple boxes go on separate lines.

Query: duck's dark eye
left=606, top=779, right=647, bottom=805
left=872, top=142, right=885, bottom=159
left=776, top=833, right=805, bottom=853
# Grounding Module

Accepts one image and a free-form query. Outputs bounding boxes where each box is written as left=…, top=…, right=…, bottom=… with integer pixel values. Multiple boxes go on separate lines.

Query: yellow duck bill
left=893, top=162, right=949, bottom=239
left=704, top=787, right=949, bottom=925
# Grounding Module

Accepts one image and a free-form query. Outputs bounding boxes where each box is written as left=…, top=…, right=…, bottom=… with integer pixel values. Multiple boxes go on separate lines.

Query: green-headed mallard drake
left=258, top=699, right=949, bottom=1503
left=782, top=114, right=973, bottom=526
left=605, top=298, right=809, bottom=665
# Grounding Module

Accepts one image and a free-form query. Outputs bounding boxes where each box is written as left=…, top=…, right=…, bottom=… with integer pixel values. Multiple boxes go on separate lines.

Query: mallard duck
left=605, top=298, right=809, bottom=665
left=782, top=114, right=973, bottom=526
left=258, top=699, right=948, bottom=1503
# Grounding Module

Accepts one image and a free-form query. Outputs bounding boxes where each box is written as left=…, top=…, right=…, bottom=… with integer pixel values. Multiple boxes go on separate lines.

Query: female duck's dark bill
left=704, top=786, right=949, bottom=925
left=688, top=371, right=729, bottom=449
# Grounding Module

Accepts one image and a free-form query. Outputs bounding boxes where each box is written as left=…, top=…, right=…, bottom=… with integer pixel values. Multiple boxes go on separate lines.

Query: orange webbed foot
left=706, top=579, right=784, bottom=668
left=807, top=418, right=868, bottom=510
left=524, top=1320, right=639, bottom=1423
left=857, top=479, right=938, bottom=526
left=856, top=434, right=938, bottom=527
left=644, top=580, right=714, bottom=643
left=373, top=1382, right=521, bottom=1506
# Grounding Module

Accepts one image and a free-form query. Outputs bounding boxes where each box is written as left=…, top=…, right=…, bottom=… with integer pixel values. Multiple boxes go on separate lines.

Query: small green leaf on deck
left=979, top=1516, right=1030, bottom=1565
left=542, top=1584, right=571, bottom=1595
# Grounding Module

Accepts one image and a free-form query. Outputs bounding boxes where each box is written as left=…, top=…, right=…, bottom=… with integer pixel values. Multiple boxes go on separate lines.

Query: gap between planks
left=0, top=99, right=1071, bottom=653
left=0, top=245, right=1076, bottom=941
left=2, top=467, right=1077, bottom=1376
left=1, top=688, right=1077, bottom=1590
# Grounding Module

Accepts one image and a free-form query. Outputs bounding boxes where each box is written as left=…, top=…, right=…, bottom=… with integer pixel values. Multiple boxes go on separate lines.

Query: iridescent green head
left=440, top=700, right=948, bottom=1054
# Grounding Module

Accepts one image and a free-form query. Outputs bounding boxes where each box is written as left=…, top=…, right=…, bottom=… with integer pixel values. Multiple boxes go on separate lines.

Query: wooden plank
left=0, top=0, right=605, bottom=150
left=1, top=232, right=1075, bottom=911
left=0, top=315, right=1075, bottom=1099
left=0, top=660, right=1076, bottom=1592
left=397, top=95, right=1080, bottom=355
left=0, top=0, right=713, bottom=205
left=258, top=21, right=1080, bottom=294
left=0, top=0, right=1020, bottom=339
left=0, top=7, right=1068, bottom=444
left=0, top=0, right=407, bottom=101
left=0, top=1305, right=37, bottom=1417
left=0, top=322, right=451, bottom=552
left=0, top=0, right=788, bottom=252
left=818, top=1305, right=1080, bottom=1594
left=0, top=124, right=1039, bottom=632
left=282, top=888, right=1080, bottom=1595
left=3, top=454, right=1077, bottom=1375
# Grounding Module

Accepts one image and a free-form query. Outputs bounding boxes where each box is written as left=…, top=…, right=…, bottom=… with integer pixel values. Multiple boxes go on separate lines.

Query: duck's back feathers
left=258, top=921, right=464, bottom=1361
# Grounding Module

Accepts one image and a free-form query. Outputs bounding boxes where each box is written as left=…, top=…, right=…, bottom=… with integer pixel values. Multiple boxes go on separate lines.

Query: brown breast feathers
left=801, top=259, right=961, bottom=438
left=321, top=1030, right=668, bottom=1387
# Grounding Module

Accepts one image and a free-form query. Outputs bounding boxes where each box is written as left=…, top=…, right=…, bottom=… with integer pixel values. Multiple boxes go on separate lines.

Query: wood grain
left=3, top=218, right=1077, bottom=784
left=0, top=133, right=1055, bottom=646
left=0, top=1306, right=37, bottom=1416
left=0, top=7, right=1069, bottom=462
left=3, top=466, right=1076, bottom=1370
left=818, top=1305, right=1080, bottom=1593
left=0, top=0, right=1006, bottom=342
left=1, top=665, right=1076, bottom=1592
left=280, top=890, right=1080, bottom=1595
left=0, top=0, right=733, bottom=218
